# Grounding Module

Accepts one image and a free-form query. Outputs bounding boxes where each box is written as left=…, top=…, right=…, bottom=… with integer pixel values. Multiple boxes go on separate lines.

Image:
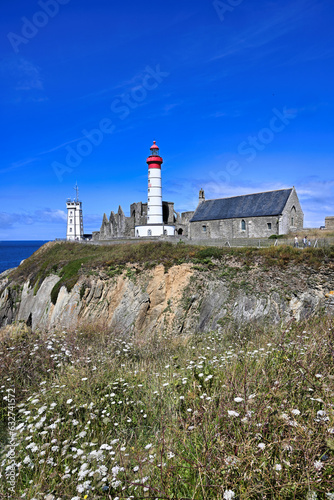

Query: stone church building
left=188, top=187, right=303, bottom=239
left=92, top=186, right=303, bottom=241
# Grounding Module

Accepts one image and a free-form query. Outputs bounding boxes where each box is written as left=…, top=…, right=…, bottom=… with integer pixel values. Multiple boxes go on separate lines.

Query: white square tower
left=66, top=184, right=84, bottom=241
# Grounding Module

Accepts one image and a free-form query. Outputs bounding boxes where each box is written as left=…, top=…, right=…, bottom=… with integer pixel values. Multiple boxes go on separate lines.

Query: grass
left=0, top=315, right=333, bottom=499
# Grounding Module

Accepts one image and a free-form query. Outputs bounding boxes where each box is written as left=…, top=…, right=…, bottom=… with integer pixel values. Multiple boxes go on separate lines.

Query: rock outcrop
left=0, top=259, right=333, bottom=333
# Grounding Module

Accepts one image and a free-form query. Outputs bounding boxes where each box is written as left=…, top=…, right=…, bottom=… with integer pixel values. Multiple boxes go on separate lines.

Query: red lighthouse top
left=147, top=140, right=163, bottom=169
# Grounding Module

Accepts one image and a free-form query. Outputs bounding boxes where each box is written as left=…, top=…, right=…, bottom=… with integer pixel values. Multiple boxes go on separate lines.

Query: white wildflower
left=227, top=410, right=239, bottom=417
left=258, top=443, right=266, bottom=450
left=274, top=464, right=282, bottom=471
left=291, top=409, right=300, bottom=415
left=314, top=460, right=324, bottom=471
left=223, top=490, right=235, bottom=499
left=234, top=397, right=243, bottom=403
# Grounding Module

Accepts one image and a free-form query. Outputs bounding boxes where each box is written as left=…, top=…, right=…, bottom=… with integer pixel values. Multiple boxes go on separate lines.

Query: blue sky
left=0, top=0, right=333, bottom=239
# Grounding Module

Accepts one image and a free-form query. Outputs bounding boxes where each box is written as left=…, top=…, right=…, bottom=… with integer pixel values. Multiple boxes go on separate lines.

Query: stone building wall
left=280, top=188, right=304, bottom=233
left=325, top=217, right=334, bottom=230
left=189, top=216, right=281, bottom=240
left=175, top=211, right=194, bottom=237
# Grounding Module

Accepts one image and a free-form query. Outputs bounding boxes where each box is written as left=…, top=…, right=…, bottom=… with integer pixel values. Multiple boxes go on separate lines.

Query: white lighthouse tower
left=135, top=141, right=175, bottom=237
left=66, top=183, right=84, bottom=241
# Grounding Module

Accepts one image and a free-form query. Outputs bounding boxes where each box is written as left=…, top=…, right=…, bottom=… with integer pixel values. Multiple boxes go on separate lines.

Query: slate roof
left=190, top=189, right=293, bottom=222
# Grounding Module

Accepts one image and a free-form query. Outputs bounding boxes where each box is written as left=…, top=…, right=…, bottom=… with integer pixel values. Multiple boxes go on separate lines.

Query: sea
left=0, top=241, right=49, bottom=275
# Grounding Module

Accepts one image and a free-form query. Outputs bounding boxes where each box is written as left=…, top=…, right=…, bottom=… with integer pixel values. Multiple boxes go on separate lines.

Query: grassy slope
left=0, top=316, right=333, bottom=499
left=1, top=242, right=334, bottom=499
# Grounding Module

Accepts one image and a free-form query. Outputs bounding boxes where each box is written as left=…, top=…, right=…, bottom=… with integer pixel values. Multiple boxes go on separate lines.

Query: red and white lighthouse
left=135, top=141, right=175, bottom=237
left=147, top=141, right=163, bottom=225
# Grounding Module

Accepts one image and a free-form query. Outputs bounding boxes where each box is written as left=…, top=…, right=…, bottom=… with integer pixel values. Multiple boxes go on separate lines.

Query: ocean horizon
left=0, top=241, right=49, bottom=275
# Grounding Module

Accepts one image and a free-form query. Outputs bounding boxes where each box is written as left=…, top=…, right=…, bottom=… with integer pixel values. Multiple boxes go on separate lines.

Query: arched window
left=178, top=228, right=183, bottom=235
left=147, top=229, right=152, bottom=236
left=136, top=230, right=139, bottom=237
left=241, top=220, right=246, bottom=231
left=291, top=206, right=296, bottom=226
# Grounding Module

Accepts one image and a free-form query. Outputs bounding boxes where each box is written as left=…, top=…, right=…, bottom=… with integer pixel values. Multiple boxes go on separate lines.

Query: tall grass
left=1, top=315, right=333, bottom=499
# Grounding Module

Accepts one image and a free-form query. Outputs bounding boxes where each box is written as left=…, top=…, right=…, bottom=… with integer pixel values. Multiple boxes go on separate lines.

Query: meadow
left=1, top=314, right=333, bottom=499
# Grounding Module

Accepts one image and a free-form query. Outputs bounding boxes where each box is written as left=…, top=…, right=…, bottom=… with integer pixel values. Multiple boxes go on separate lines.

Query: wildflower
left=187, top=408, right=192, bottom=412
left=315, top=374, right=322, bottom=378
left=291, top=409, right=300, bottom=415
left=227, top=410, right=239, bottom=417
left=81, top=377, right=88, bottom=381
left=133, top=465, right=139, bottom=472
left=66, top=399, right=73, bottom=404
left=306, top=491, right=318, bottom=500
left=258, top=443, right=266, bottom=450
left=274, top=464, right=282, bottom=471
left=314, top=460, right=324, bottom=471
left=145, top=443, right=152, bottom=450
left=234, top=397, right=243, bottom=403
left=223, top=490, right=235, bottom=500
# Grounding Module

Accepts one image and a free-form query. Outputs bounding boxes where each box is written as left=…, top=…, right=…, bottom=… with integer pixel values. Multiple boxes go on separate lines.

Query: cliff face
left=1, top=257, right=334, bottom=334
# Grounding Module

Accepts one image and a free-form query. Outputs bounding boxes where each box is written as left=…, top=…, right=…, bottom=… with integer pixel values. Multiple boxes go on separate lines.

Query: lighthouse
left=135, top=141, right=175, bottom=237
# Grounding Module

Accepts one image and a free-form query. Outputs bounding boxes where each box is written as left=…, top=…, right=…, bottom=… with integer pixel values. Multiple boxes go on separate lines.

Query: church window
left=267, top=222, right=272, bottom=230
left=70, top=219, right=73, bottom=223
left=291, top=206, right=296, bottom=226
left=241, top=220, right=246, bottom=231
left=70, top=228, right=72, bottom=232
left=164, top=229, right=167, bottom=235
left=202, top=225, right=207, bottom=233
left=148, top=229, right=152, bottom=236
left=148, top=198, right=150, bottom=202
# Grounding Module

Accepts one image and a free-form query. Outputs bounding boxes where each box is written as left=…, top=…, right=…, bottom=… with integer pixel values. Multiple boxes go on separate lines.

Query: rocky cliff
left=1, top=245, right=334, bottom=334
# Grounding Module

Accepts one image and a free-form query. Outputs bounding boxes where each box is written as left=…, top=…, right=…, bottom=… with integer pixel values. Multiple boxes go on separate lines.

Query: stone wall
left=175, top=211, right=194, bottom=237
left=325, top=217, right=334, bottom=230
left=281, top=187, right=304, bottom=233
left=189, top=216, right=281, bottom=240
